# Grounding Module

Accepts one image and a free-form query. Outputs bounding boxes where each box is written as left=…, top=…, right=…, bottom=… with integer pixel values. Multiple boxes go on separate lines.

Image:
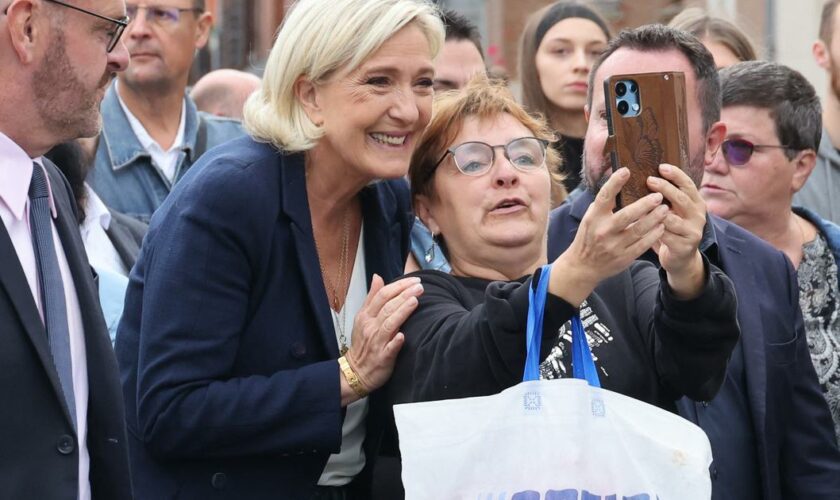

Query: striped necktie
left=29, top=163, right=76, bottom=430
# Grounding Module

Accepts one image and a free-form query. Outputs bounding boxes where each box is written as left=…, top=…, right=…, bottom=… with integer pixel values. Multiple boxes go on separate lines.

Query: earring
left=424, top=232, right=436, bottom=264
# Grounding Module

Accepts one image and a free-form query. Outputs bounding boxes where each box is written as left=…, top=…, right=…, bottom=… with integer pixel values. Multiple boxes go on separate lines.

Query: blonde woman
left=669, top=7, right=758, bottom=68
left=115, top=0, right=443, bottom=498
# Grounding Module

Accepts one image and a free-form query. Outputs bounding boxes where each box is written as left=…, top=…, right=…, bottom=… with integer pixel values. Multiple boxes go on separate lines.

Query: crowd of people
left=1, top=0, right=839, bottom=499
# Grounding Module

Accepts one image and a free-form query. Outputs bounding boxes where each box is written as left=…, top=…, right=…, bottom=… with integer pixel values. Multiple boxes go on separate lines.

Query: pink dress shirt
left=0, top=132, right=90, bottom=500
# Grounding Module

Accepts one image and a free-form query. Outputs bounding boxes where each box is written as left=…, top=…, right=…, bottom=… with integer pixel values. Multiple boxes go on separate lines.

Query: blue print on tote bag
left=498, top=491, right=656, bottom=500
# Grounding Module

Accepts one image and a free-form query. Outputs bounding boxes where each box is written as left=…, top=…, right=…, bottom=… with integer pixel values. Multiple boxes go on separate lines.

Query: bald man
left=190, top=69, right=261, bottom=120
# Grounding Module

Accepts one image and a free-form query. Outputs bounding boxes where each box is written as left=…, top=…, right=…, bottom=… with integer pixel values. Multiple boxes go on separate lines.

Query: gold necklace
left=314, top=210, right=352, bottom=355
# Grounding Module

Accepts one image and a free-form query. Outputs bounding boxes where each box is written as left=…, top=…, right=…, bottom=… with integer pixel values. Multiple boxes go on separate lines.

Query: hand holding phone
left=603, top=72, right=690, bottom=208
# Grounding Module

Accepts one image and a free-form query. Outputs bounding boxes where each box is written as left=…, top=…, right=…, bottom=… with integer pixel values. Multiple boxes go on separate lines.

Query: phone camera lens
left=615, top=82, right=627, bottom=97
left=617, top=100, right=629, bottom=115
left=629, top=82, right=638, bottom=93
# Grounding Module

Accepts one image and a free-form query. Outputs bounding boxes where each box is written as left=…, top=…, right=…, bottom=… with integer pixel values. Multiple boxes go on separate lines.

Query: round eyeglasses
left=434, top=137, right=550, bottom=177
left=721, top=138, right=795, bottom=166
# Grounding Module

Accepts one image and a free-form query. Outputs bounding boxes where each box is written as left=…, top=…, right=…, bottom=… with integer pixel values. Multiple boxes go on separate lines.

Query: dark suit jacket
left=115, top=136, right=412, bottom=499
left=106, top=209, right=147, bottom=271
left=548, top=191, right=840, bottom=499
left=0, top=159, right=132, bottom=499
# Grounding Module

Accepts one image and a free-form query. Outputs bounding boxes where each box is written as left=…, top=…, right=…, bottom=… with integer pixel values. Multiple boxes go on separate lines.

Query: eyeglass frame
left=432, top=136, right=551, bottom=177
left=125, top=3, right=204, bottom=26
left=1, top=0, right=131, bottom=53
left=720, top=138, right=799, bottom=166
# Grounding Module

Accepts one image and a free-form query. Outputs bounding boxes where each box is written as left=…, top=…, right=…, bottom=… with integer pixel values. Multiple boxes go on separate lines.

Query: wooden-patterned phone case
left=603, top=72, right=690, bottom=209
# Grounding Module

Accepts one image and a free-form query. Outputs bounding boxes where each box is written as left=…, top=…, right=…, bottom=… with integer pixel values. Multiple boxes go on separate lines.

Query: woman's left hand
left=341, top=275, right=423, bottom=406
left=646, top=164, right=706, bottom=299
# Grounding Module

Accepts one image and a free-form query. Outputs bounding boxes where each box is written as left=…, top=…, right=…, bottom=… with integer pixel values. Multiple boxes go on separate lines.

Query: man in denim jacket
left=87, top=0, right=243, bottom=222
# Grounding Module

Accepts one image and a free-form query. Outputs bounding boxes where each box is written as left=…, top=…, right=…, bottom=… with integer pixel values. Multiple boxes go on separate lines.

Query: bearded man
left=800, top=0, right=840, bottom=223
left=0, top=0, right=133, bottom=498
left=548, top=23, right=840, bottom=500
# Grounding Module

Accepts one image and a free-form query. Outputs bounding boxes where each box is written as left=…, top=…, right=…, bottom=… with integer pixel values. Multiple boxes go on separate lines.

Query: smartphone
left=603, top=72, right=690, bottom=209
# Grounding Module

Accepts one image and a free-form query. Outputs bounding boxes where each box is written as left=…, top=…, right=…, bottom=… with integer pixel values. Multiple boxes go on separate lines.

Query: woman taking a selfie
left=388, top=79, right=739, bottom=410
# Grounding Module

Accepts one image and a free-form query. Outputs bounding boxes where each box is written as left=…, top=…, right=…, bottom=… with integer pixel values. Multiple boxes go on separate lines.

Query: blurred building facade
left=196, top=0, right=827, bottom=99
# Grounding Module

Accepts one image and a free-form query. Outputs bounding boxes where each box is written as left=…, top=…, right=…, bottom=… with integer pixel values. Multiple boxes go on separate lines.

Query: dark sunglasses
left=433, top=137, right=550, bottom=177
left=720, top=138, right=794, bottom=166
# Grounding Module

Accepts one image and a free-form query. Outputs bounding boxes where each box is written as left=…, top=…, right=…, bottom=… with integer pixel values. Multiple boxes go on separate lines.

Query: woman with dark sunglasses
left=387, top=79, right=739, bottom=420
left=702, top=61, right=840, bottom=445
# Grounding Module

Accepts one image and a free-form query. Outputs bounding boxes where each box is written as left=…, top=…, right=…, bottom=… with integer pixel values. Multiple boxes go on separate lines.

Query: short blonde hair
left=243, top=0, right=444, bottom=152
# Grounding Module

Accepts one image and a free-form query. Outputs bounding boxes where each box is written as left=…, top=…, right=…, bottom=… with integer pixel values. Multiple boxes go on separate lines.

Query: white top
left=0, top=132, right=90, bottom=500
left=319, top=226, right=369, bottom=486
left=116, top=80, right=186, bottom=183
left=79, top=184, right=128, bottom=276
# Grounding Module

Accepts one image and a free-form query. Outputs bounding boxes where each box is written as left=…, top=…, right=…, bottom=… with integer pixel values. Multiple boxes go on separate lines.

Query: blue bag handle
left=523, top=264, right=601, bottom=387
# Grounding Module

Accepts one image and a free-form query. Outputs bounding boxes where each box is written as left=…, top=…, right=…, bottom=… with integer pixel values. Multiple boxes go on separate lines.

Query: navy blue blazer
left=548, top=191, right=840, bottom=499
left=115, top=135, right=412, bottom=499
left=0, top=160, right=132, bottom=499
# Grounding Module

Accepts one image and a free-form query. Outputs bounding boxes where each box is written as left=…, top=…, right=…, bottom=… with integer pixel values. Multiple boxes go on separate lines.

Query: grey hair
left=719, top=61, right=821, bottom=157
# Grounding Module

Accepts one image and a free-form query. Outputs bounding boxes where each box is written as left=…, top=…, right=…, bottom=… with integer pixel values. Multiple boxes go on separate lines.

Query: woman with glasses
left=388, top=79, right=739, bottom=411
left=703, top=61, right=840, bottom=445
left=115, top=0, right=443, bottom=498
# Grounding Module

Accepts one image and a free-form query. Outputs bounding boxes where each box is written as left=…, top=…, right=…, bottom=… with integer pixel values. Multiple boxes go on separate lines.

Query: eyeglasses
left=720, top=138, right=795, bottom=166
left=434, top=137, right=550, bottom=177
left=43, top=0, right=129, bottom=53
left=126, top=4, right=203, bottom=26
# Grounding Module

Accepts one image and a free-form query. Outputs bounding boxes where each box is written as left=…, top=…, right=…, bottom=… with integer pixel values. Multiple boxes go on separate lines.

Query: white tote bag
left=394, top=265, right=713, bottom=500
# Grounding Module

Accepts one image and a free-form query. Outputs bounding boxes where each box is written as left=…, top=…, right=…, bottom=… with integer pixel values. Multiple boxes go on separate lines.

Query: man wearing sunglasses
left=702, top=60, right=840, bottom=448
left=0, top=0, right=132, bottom=498
left=547, top=24, right=840, bottom=499
left=87, top=0, right=243, bottom=222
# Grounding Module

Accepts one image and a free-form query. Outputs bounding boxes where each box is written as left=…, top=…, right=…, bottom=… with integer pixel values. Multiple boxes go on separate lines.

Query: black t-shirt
left=388, top=260, right=739, bottom=412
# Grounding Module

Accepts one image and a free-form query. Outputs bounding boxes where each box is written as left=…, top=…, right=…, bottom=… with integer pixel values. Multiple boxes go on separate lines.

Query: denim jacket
left=795, top=205, right=840, bottom=283
left=88, top=82, right=245, bottom=222
left=409, top=217, right=451, bottom=272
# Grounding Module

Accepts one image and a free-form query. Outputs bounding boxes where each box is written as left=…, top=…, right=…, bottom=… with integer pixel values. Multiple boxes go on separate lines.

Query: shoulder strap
left=193, top=115, right=209, bottom=160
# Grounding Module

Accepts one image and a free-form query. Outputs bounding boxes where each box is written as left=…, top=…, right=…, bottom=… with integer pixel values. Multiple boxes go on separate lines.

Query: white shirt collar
left=0, top=131, right=57, bottom=220
left=115, top=79, right=187, bottom=154
left=82, top=183, right=112, bottom=232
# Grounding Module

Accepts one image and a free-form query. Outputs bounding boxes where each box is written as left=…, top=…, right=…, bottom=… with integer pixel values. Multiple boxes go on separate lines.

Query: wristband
left=338, top=356, right=368, bottom=398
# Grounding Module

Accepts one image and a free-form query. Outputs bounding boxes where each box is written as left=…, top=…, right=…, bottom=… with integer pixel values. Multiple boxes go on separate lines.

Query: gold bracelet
left=338, top=356, right=368, bottom=398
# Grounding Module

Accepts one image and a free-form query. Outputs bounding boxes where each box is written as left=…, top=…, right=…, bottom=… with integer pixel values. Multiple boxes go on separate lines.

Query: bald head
left=190, top=69, right=261, bottom=120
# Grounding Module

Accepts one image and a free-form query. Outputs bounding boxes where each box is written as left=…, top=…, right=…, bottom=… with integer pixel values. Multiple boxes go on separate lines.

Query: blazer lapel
left=567, top=191, right=593, bottom=241
left=46, top=161, right=114, bottom=427
left=359, top=184, right=401, bottom=287
left=0, top=192, right=75, bottom=426
left=280, top=154, right=340, bottom=358
left=717, top=224, right=769, bottom=466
